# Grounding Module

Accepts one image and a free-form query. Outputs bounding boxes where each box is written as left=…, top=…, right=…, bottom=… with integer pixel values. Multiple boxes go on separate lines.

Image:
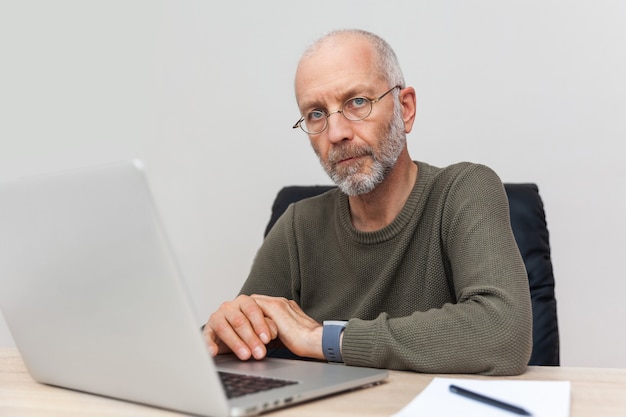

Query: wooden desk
left=2, top=348, right=625, bottom=416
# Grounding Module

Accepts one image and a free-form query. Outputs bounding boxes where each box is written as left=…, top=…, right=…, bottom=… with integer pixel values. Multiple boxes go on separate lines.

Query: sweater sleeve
left=239, top=203, right=301, bottom=300
left=341, top=165, right=533, bottom=375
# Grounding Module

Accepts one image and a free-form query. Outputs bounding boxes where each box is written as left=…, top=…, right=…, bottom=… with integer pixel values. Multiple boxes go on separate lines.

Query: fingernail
left=237, top=347, right=250, bottom=359
left=259, top=332, right=270, bottom=344
left=253, top=346, right=265, bottom=359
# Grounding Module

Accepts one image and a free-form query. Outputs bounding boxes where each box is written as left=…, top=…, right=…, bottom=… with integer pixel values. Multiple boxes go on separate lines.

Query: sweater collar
left=337, top=161, right=433, bottom=244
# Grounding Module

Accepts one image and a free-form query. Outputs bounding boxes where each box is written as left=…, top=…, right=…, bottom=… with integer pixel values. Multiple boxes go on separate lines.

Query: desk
left=1, top=348, right=625, bottom=417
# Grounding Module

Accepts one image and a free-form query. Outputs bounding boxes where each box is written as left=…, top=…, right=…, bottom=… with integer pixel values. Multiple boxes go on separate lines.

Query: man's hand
left=203, top=294, right=278, bottom=360
left=250, top=295, right=325, bottom=360
left=203, top=294, right=325, bottom=361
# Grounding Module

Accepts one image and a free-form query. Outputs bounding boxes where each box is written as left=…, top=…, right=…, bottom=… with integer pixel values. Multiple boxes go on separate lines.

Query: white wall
left=1, top=0, right=625, bottom=368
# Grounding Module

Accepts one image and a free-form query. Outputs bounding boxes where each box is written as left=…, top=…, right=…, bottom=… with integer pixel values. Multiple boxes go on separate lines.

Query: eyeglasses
left=292, top=85, right=401, bottom=135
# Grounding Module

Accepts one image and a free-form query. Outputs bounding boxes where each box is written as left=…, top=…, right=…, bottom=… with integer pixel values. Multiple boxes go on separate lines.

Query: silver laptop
left=0, top=159, right=388, bottom=417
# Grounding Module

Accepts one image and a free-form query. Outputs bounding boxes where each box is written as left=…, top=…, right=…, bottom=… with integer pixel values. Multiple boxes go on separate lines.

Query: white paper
left=392, top=377, right=570, bottom=417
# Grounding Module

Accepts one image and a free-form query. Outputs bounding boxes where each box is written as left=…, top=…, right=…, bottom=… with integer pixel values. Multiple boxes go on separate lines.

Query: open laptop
left=0, top=159, right=388, bottom=417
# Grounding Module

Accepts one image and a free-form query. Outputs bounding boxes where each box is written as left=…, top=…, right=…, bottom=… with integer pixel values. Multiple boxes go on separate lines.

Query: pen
left=449, top=384, right=532, bottom=416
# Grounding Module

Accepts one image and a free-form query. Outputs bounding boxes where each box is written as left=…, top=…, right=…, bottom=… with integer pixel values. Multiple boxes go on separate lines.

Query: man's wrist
left=322, top=320, right=348, bottom=363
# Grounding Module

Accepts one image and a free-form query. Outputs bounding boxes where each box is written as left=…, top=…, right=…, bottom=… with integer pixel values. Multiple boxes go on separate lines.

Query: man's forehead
left=294, top=38, right=382, bottom=108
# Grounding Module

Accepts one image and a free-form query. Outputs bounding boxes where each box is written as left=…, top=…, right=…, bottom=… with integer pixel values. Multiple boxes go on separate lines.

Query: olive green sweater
left=241, top=161, right=532, bottom=375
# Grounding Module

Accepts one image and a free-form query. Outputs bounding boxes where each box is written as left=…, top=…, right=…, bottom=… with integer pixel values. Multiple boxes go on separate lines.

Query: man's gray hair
left=301, top=29, right=406, bottom=89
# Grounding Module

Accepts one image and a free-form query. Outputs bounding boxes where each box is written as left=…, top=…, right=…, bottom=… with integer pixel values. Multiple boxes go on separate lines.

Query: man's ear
left=399, top=87, right=417, bottom=133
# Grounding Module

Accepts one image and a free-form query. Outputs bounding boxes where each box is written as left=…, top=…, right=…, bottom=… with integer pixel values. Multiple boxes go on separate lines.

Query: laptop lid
left=0, top=160, right=388, bottom=416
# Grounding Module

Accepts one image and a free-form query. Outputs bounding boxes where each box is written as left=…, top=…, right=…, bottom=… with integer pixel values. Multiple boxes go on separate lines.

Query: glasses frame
left=293, top=85, right=402, bottom=135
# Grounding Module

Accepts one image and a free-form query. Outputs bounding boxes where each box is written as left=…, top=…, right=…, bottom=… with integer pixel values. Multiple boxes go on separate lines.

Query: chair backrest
left=265, top=183, right=560, bottom=366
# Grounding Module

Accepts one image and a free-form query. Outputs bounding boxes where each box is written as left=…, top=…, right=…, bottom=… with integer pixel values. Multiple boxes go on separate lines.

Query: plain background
left=1, top=1, right=624, bottom=368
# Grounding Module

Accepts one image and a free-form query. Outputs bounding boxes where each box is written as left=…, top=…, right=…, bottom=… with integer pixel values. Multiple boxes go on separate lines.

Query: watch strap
left=322, top=320, right=348, bottom=363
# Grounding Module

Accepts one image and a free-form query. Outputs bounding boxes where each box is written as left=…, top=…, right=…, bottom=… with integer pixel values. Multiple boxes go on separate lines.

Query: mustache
left=328, top=144, right=374, bottom=165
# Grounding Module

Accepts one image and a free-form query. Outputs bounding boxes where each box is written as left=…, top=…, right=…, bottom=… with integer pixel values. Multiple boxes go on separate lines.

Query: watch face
left=323, top=320, right=348, bottom=327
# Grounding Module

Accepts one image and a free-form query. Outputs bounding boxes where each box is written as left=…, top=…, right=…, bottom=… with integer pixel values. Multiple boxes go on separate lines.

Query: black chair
left=265, top=183, right=560, bottom=366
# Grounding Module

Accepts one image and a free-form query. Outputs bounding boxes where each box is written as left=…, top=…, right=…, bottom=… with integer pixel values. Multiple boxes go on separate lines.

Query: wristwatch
left=322, top=320, right=348, bottom=363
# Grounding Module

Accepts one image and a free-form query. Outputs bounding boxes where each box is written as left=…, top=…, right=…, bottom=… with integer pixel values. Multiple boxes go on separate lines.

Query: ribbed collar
left=337, top=161, right=432, bottom=245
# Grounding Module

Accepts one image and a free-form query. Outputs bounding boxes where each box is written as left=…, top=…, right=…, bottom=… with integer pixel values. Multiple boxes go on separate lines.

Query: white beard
left=317, top=102, right=406, bottom=196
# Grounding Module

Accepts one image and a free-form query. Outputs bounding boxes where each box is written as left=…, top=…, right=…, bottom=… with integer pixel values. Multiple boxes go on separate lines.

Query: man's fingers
left=206, top=295, right=277, bottom=360
left=238, top=296, right=274, bottom=344
left=213, top=313, right=256, bottom=359
left=202, top=326, right=231, bottom=357
left=265, top=317, right=279, bottom=340
left=250, top=294, right=324, bottom=359
left=211, top=302, right=258, bottom=359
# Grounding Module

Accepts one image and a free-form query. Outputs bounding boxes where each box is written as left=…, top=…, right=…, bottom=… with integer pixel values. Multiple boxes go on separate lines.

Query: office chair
left=264, top=183, right=560, bottom=366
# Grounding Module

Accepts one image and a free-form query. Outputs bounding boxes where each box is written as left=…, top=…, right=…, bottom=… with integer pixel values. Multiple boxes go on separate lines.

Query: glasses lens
left=302, top=110, right=327, bottom=134
left=342, top=97, right=372, bottom=121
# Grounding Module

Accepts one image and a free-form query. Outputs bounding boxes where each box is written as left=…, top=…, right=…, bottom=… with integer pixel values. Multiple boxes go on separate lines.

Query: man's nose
left=325, top=111, right=352, bottom=143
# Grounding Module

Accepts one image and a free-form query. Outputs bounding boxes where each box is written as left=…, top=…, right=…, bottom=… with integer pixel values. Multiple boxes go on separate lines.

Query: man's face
left=316, top=99, right=406, bottom=195
left=295, top=36, right=407, bottom=196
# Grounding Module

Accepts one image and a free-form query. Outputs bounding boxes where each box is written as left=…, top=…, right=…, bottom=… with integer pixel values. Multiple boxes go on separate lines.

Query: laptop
left=0, top=159, right=388, bottom=417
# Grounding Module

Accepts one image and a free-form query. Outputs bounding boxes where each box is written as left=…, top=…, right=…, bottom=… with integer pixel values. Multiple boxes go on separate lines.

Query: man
left=204, top=29, right=532, bottom=376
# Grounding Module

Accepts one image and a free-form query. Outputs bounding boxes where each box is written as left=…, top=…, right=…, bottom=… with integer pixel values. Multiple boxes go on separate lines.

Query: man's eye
left=307, top=110, right=326, bottom=121
left=346, top=97, right=367, bottom=109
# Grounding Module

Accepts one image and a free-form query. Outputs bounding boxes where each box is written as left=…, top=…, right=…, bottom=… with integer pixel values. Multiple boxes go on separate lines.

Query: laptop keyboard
left=218, top=371, right=299, bottom=399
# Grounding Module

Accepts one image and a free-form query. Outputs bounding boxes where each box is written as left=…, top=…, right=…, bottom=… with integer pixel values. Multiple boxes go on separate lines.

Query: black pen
left=449, top=384, right=533, bottom=416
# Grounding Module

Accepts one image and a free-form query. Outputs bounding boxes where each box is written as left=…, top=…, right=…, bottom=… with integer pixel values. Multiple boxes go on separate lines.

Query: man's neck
left=347, top=152, right=418, bottom=232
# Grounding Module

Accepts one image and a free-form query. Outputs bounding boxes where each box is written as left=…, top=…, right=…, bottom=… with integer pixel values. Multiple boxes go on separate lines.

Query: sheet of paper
left=391, top=377, right=570, bottom=417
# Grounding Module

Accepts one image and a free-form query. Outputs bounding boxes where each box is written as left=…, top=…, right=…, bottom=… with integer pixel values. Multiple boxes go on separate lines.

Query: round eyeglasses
left=292, top=85, right=401, bottom=135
